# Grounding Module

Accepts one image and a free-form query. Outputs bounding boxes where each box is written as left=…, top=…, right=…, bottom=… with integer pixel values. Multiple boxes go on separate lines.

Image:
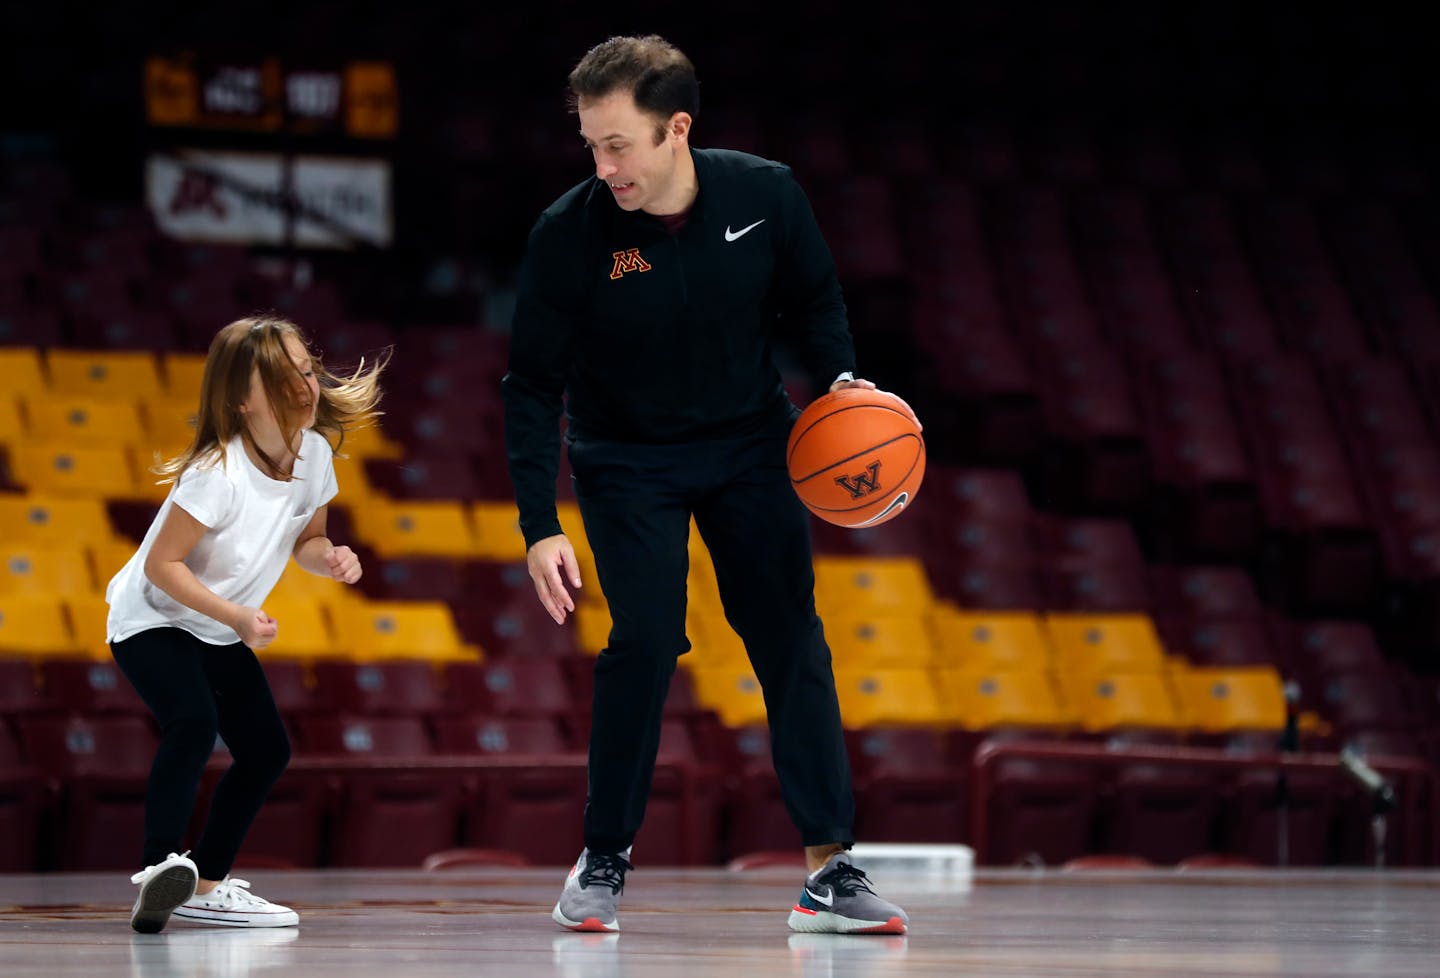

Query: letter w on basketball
left=786, top=389, right=924, bottom=528
left=834, top=462, right=882, bottom=500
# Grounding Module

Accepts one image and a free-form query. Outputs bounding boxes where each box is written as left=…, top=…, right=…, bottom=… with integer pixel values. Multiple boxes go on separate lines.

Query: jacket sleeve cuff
left=521, top=516, right=565, bottom=552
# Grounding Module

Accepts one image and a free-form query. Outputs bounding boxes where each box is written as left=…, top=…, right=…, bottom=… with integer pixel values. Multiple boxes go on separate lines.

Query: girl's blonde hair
left=155, top=316, right=388, bottom=483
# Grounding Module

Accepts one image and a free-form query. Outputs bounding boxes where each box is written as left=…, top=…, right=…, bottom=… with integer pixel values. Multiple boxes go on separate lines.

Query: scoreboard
left=145, top=54, right=397, bottom=139
left=143, top=53, right=397, bottom=248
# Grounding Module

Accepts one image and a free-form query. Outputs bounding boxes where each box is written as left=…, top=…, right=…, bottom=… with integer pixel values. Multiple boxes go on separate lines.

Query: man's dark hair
left=568, top=34, right=700, bottom=132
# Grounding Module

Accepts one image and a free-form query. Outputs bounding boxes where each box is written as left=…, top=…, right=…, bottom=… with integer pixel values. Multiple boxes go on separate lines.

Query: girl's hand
left=325, top=545, right=363, bottom=584
left=234, top=607, right=279, bottom=650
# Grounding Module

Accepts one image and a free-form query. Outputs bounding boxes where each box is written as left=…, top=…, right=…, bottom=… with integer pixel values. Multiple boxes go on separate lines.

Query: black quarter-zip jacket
left=502, top=147, right=856, bottom=547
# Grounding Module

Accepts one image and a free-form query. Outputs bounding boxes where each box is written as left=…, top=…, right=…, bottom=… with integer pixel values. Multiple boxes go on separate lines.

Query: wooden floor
left=2, top=866, right=1438, bottom=977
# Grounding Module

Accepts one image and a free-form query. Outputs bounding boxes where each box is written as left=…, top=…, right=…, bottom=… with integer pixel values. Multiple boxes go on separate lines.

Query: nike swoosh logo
left=724, top=219, right=765, bottom=242
left=804, top=887, right=834, bottom=907
left=857, top=492, right=908, bottom=526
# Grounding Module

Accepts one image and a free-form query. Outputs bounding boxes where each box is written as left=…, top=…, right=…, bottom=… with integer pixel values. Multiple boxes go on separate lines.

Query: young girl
left=107, top=316, right=386, bottom=933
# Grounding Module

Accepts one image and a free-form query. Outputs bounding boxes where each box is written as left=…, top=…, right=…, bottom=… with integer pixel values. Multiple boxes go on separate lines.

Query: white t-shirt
left=106, top=429, right=339, bottom=645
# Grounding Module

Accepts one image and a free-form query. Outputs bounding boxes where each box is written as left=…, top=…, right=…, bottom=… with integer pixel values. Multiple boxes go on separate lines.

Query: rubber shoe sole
left=131, top=865, right=199, bottom=934
left=787, top=906, right=908, bottom=935
left=552, top=903, right=619, bottom=933
left=171, top=904, right=299, bottom=927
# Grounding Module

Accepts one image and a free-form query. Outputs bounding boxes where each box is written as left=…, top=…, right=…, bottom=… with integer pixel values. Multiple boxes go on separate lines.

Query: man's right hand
left=527, top=534, right=582, bottom=624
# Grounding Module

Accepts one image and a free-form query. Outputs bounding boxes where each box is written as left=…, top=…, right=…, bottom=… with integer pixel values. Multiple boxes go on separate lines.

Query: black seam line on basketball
left=791, top=432, right=920, bottom=485
left=787, top=402, right=915, bottom=465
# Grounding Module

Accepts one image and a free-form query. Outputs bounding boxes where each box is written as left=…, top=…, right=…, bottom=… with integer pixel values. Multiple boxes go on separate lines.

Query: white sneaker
left=130, top=852, right=199, bottom=934
left=171, top=877, right=300, bottom=928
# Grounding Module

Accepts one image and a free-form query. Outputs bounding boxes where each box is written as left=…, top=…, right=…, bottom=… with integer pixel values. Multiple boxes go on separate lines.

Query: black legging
left=570, top=411, right=855, bottom=854
left=111, top=627, right=290, bottom=881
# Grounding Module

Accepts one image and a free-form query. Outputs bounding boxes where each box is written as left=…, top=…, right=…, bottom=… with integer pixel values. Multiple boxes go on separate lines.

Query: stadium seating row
left=3, top=699, right=1429, bottom=871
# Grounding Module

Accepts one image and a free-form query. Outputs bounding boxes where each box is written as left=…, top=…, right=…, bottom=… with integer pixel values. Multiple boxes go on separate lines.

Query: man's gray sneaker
left=552, top=848, right=632, bottom=932
left=787, top=852, right=908, bottom=934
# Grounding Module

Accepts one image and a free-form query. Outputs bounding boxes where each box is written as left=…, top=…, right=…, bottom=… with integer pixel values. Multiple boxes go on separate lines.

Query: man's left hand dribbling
left=830, top=377, right=923, bottom=432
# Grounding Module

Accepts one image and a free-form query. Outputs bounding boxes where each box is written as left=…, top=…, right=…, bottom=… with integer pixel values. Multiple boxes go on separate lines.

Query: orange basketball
left=787, top=388, right=925, bottom=528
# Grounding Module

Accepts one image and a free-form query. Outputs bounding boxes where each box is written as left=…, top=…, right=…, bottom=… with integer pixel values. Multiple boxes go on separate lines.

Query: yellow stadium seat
left=832, top=668, right=944, bottom=727
left=687, top=517, right=713, bottom=560
left=813, top=556, right=934, bottom=618
left=161, top=352, right=207, bottom=400
left=138, top=395, right=198, bottom=459
left=0, top=494, right=120, bottom=547
left=930, top=610, right=1054, bottom=671
left=0, top=593, right=81, bottom=657
left=45, top=350, right=163, bottom=398
left=1044, top=613, right=1167, bottom=674
left=337, top=421, right=404, bottom=460
left=0, top=544, right=94, bottom=594
left=257, top=596, right=341, bottom=660
left=575, top=555, right=603, bottom=606
left=64, top=593, right=113, bottom=659
left=687, top=563, right=725, bottom=618
left=0, top=395, right=25, bottom=444
left=574, top=604, right=611, bottom=655
left=826, top=616, right=937, bottom=668
left=470, top=500, right=529, bottom=560
left=8, top=442, right=140, bottom=498
left=329, top=452, right=380, bottom=505
left=271, top=560, right=362, bottom=611
left=1171, top=666, right=1285, bottom=733
left=685, top=612, right=749, bottom=668
left=575, top=608, right=740, bottom=664
left=24, top=395, right=148, bottom=446
left=1057, top=671, right=1184, bottom=733
left=329, top=600, right=478, bottom=662
left=124, top=448, right=174, bottom=504
left=89, top=541, right=137, bottom=593
left=0, top=348, right=47, bottom=400
left=556, top=501, right=588, bottom=541
left=688, top=665, right=769, bottom=727
left=687, top=527, right=723, bottom=616
left=935, top=669, right=1071, bottom=730
left=360, top=501, right=478, bottom=558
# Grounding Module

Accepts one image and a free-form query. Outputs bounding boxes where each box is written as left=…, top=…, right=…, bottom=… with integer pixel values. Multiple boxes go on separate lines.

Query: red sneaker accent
left=853, top=916, right=907, bottom=935
left=564, top=917, right=611, bottom=932
left=792, top=905, right=817, bottom=915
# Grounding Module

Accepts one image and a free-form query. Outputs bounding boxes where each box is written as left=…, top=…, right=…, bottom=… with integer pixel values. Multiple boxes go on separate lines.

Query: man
left=501, top=34, right=916, bottom=935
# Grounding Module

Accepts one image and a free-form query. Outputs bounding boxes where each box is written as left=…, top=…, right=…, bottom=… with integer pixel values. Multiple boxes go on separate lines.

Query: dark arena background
left=2, top=3, right=1439, bottom=975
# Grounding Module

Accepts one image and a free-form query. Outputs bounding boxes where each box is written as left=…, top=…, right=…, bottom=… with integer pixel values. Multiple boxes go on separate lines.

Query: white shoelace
left=200, top=878, right=271, bottom=909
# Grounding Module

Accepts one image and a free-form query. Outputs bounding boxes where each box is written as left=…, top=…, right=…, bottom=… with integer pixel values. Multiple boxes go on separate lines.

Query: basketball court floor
left=3, top=865, right=1438, bottom=977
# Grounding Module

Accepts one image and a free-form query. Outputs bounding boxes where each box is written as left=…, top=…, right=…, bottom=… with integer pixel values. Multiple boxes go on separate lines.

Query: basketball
left=787, top=388, right=925, bottom=528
